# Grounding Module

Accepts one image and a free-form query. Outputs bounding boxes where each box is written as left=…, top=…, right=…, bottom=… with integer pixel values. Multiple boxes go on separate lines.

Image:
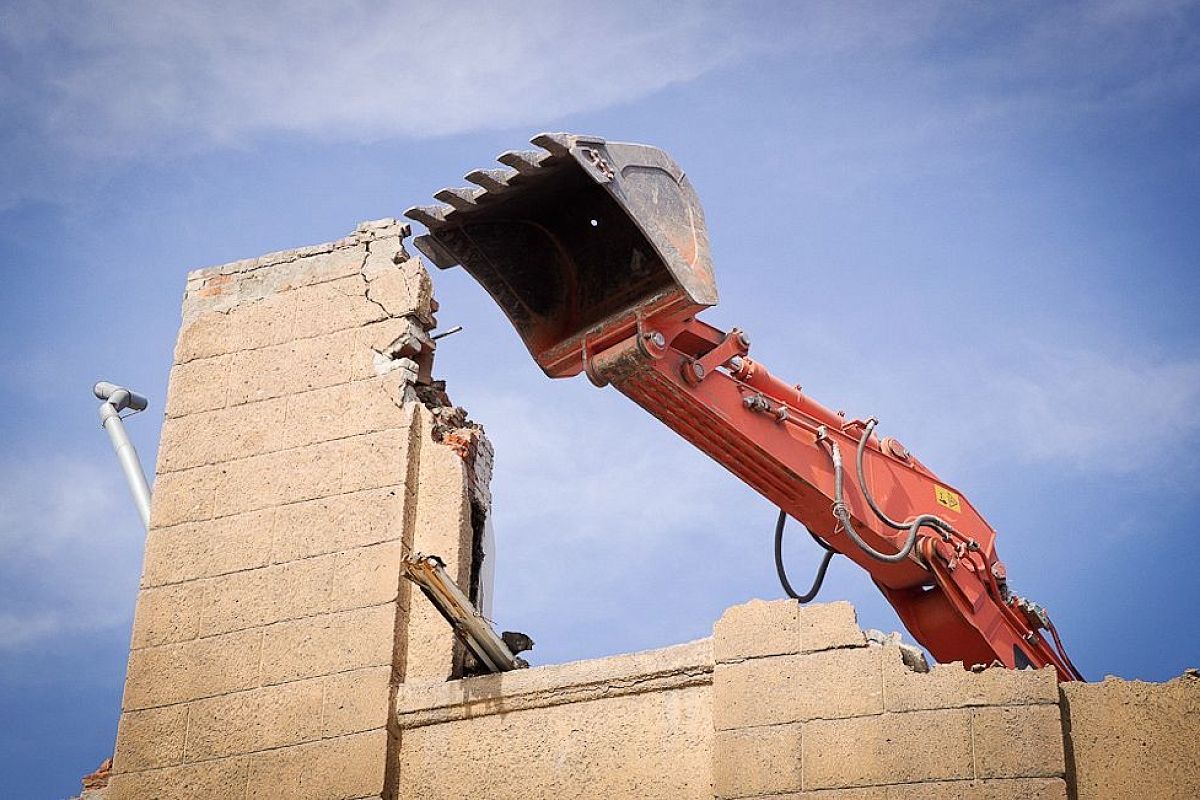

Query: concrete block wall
left=711, top=600, right=1067, bottom=799
left=395, top=599, right=1200, bottom=800
left=108, top=221, right=492, bottom=800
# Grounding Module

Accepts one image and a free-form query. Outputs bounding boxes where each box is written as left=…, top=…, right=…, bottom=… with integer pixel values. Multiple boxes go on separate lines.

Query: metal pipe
left=94, top=381, right=152, bottom=529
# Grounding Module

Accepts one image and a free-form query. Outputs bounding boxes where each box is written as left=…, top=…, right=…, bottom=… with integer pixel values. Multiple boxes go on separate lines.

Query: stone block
left=113, top=704, right=188, bottom=771
left=279, top=245, right=367, bottom=291
left=184, top=678, right=325, bottom=761
left=714, top=647, right=883, bottom=730
left=245, top=729, right=389, bottom=800
left=883, top=654, right=1058, bottom=712
left=1061, top=675, right=1200, bottom=800
left=713, top=600, right=865, bottom=663
left=886, top=778, right=1068, bottom=799
left=164, top=355, right=230, bottom=418
left=366, top=258, right=433, bottom=321
left=130, top=581, right=203, bottom=648
left=209, top=440, right=343, bottom=517
left=156, top=396, right=289, bottom=473
left=290, top=275, right=386, bottom=340
left=339, top=428, right=413, bottom=494
left=108, top=755, right=248, bottom=800
left=401, top=598, right=459, bottom=683
left=328, top=541, right=404, bottom=613
left=396, top=688, right=712, bottom=800
left=281, top=377, right=412, bottom=451
left=148, top=466, right=218, bottom=529
left=270, top=486, right=406, bottom=563
left=260, top=604, right=396, bottom=685
left=972, top=705, right=1065, bottom=779
left=321, top=665, right=393, bottom=737
left=227, top=328, right=355, bottom=406
left=123, top=629, right=262, bottom=710
left=803, top=710, right=973, bottom=789
left=175, top=290, right=295, bottom=362
left=141, top=508, right=274, bottom=587
left=714, top=724, right=802, bottom=798
left=196, top=555, right=335, bottom=636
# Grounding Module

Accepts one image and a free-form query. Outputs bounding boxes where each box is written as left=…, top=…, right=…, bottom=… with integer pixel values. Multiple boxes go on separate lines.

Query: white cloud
left=0, top=457, right=143, bottom=651
left=2, top=1, right=740, bottom=157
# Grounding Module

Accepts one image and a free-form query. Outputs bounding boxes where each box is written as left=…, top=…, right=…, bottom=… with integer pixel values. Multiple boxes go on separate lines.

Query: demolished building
left=90, top=222, right=1198, bottom=800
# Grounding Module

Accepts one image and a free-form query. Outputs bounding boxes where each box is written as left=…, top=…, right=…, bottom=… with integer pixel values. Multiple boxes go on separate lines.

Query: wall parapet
left=395, top=639, right=713, bottom=730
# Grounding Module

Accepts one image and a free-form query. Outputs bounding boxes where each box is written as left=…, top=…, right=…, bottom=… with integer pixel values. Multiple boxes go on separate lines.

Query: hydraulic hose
left=854, top=419, right=956, bottom=539
left=774, top=509, right=835, bottom=603
left=828, top=439, right=927, bottom=563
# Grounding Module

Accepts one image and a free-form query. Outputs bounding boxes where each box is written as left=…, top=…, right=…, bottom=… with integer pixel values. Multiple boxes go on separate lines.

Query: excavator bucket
left=405, top=133, right=717, bottom=377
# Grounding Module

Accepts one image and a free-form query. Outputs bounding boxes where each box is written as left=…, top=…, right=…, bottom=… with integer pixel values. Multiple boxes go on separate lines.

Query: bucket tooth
left=530, top=132, right=574, bottom=157
left=403, top=204, right=453, bottom=229
left=497, top=149, right=549, bottom=175
left=433, top=186, right=482, bottom=212
left=465, top=168, right=517, bottom=194
left=412, top=234, right=459, bottom=270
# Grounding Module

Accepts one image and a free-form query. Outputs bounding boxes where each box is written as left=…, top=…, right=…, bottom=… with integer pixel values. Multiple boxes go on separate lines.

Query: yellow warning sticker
left=934, top=486, right=962, bottom=513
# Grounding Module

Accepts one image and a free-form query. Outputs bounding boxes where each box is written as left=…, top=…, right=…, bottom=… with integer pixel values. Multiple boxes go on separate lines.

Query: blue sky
left=2, top=1, right=1199, bottom=796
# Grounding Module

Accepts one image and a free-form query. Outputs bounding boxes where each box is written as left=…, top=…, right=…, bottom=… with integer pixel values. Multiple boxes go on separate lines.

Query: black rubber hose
left=855, top=419, right=957, bottom=539
left=829, top=440, right=922, bottom=563
left=775, top=509, right=836, bottom=603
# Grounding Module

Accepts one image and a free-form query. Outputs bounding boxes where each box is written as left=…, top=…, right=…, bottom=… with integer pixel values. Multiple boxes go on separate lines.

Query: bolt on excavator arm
left=405, top=133, right=1083, bottom=681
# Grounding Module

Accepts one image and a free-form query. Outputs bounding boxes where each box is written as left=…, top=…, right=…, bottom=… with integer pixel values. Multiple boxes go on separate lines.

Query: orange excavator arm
left=405, top=132, right=1083, bottom=681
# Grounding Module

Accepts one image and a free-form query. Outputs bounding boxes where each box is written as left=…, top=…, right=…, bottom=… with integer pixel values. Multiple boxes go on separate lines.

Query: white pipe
left=94, top=382, right=152, bottom=529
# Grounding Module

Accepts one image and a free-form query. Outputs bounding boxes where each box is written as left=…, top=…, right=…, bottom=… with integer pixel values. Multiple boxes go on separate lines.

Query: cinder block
left=714, top=724, right=802, bottom=798
left=339, top=428, right=413, bottom=494
left=972, top=705, right=1065, bottom=779
left=402, top=599, right=460, bottom=682
left=713, top=600, right=866, bottom=664
left=886, top=778, right=1068, bottom=799
left=281, top=378, right=411, bottom=451
left=281, top=245, right=367, bottom=291
left=113, top=704, right=188, bottom=771
left=210, top=440, right=343, bottom=517
left=123, top=628, right=263, bottom=710
left=1061, top=676, right=1200, bottom=800
left=290, top=275, right=386, bottom=340
left=227, top=329, right=355, bottom=406
left=175, top=290, right=295, bottom=362
left=108, top=755, right=248, bottom=800
left=882, top=653, right=1058, bottom=713
left=260, top=604, right=396, bottom=685
left=196, top=555, right=335, bottom=636
left=714, top=647, right=883, bottom=730
left=130, top=581, right=203, bottom=648
left=148, top=465, right=218, bottom=528
left=142, top=508, right=274, bottom=587
left=366, top=258, right=433, bottom=320
left=329, top=541, right=404, bottom=613
left=156, top=396, right=289, bottom=473
left=245, top=729, right=389, bottom=800
left=164, top=355, right=231, bottom=418
left=803, top=710, right=973, bottom=789
left=183, top=678, right=325, bottom=761
left=270, top=486, right=406, bottom=563
left=321, top=665, right=393, bottom=737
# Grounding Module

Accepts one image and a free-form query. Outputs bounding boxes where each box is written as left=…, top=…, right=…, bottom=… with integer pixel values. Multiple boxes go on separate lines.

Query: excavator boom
left=406, top=133, right=1082, bottom=681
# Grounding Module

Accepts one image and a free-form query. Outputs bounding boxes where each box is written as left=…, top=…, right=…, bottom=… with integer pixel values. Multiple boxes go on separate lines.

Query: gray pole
left=94, top=381, right=152, bottom=529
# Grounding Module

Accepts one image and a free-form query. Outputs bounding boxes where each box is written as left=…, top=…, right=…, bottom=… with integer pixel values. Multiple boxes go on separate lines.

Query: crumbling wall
left=1061, top=674, right=1200, bottom=800
left=392, top=598, right=1199, bottom=800
left=108, top=221, right=492, bottom=800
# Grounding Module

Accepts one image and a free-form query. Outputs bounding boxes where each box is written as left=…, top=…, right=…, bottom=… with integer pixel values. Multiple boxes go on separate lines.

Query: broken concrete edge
left=394, top=638, right=714, bottom=729
left=395, top=598, right=1076, bottom=732
left=184, top=218, right=410, bottom=292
